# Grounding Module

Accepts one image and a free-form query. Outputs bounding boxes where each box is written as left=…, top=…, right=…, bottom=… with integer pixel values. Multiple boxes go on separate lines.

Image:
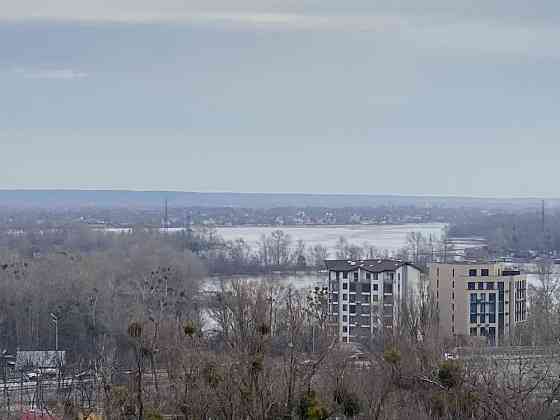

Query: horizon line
left=0, top=188, right=556, bottom=201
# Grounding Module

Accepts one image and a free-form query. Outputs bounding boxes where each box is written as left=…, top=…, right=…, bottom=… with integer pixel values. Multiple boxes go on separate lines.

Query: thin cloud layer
left=2, top=0, right=560, bottom=25
left=13, top=68, right=88, bottom=80
left=2, top=0, right=560, bottom=58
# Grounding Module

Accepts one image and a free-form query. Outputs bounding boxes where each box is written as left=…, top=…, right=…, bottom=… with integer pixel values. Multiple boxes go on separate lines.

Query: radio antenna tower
left=162, top=198, right=169, bottom=231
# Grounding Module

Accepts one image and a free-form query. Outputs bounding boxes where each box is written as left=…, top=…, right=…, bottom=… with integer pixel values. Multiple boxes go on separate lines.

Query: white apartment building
left=326, top=259, right=423, bottom=343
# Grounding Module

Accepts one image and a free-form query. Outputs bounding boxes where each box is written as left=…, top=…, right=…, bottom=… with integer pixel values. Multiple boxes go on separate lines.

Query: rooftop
left=324, top=258, right=420, bottom=273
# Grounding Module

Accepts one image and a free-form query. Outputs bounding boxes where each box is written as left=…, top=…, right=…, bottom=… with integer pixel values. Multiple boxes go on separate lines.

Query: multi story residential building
left=325, top=259, right=423, bottom=344
left=429, top=263, right=527, bottom=346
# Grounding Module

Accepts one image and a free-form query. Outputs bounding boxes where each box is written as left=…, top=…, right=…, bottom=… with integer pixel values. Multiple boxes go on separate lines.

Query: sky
left=1, top=1, right=560, bottom=197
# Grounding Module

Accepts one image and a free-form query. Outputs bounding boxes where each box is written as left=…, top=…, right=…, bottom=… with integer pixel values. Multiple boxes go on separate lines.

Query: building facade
left=326, top=259, right=423, bottom=343
left=429, top=263, right=527, bottom=346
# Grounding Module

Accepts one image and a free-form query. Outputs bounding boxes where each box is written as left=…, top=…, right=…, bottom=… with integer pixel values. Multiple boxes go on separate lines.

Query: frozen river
left=216, top=223, right=447, bottom=255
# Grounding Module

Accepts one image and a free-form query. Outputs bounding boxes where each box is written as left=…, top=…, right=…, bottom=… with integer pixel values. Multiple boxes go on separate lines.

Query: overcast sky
left=1, top=1, right=559, bottom=197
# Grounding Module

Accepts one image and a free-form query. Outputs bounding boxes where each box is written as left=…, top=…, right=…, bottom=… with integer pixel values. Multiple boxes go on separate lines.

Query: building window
left=373, top=273, right=379, bottom=280
left=489, top=327, right=496, bottom=343
left=350, top=306, right=356, bottom=314
left=477, top=282, right=484, bottom=290
left=470, top=327, right=477, bottom=336
left=498, top=282, right=504, bottom=290
left=343, top=294, right=348, bottom=301
left=383, top=284, right=393, bottom=294
left=342, top=283, right=348, bottom=290
left=336, top=272, right=340, bottom=280
left=479, top=314, right=486, bottom=323
left=362, top=284, right=371, bottom=293
left=343, top=272, right=348, bottom=279
left=468, top=282, right=476, bottom=290
left=480, top=327, right=487, bottom=337
left=373, top=284, right=378, bottom=291
left=469, top=269, right=477, bottom=277
left=343, top=304, right=348, bottom=311
left=372, top=295, right=379, bottom=302
left=343, top=315, right=348, bottom=322
left=343, top=326, right=348, bottom=333
left=487, top=282, right=494, bottom=290
left=481, top=269, right=489, bottom=277
left=489, top=314, right=496, bottom=323
left=349, top=295, right=356, bottom=303
left=349, top=283, right=356, bottom=292
left=470, top=314, right=477, bottom=323
left=366, top=272, right=371, bottom=280
left=354, top=272, right=359, bottom=281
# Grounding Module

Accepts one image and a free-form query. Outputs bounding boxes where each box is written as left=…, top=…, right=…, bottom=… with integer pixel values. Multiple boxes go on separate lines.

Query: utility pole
left=50, top=313, right=58, bottom=351
left=542, top=200, right=546, bottom=255
left=163, top=198, right=169, bottom=230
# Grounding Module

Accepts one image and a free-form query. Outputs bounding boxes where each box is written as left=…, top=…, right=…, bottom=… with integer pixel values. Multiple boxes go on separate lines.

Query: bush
left=183, top=320, right=197, bottom=337
left=298, top=391, right=330, bottom=420
left=438, top=361, right=463, bottom=389
left=145, top=408, right=164, bottom=420
left=383, top=348, right=401, bottom=365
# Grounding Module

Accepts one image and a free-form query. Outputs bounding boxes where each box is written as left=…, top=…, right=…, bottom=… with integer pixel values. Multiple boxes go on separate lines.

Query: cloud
left=2, top=1, right=560, bottom=58
left=13, top=68, right=88, bottom=80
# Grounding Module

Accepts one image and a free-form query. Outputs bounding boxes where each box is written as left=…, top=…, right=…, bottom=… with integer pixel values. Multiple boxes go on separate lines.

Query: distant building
left=326, top=259, right=424, bottom=344
left=429, top=263, right=527, bottom=346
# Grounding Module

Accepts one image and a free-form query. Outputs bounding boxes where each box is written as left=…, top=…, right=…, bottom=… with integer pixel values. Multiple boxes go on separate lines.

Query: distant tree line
left=450, top=209, right=560, bottom=257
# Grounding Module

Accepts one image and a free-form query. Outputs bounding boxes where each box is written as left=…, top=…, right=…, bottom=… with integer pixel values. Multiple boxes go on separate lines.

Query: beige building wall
left=429, top=263, right=527, bottom=346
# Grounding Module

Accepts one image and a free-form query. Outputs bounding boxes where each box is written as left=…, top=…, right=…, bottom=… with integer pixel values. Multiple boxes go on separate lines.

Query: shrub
left=183, top=320, right=197, bottom=337
left=383, top=348, right=401, bottom=365
left=298, top=391, right=330, bottom=420
left=438, top=361, right=464, bottom=389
